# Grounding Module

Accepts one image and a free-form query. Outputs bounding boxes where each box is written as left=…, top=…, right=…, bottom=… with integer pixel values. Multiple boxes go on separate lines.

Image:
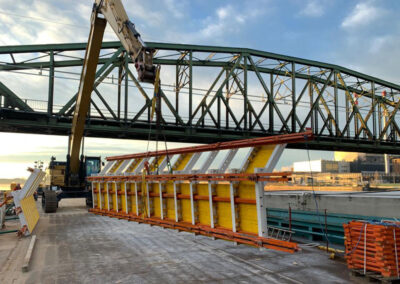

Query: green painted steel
left=267, top=208, right=396, bottom=246
left=1, top=41, right=400, bottom=153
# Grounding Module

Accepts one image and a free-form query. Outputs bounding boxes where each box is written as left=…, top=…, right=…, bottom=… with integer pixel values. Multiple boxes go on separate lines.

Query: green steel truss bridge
left=0, top=41, right=400, bottom=153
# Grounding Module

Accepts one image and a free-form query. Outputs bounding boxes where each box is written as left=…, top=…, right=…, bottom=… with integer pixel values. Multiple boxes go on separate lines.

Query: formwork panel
left=130, top=183, right=137, bottom=215
left=20, top=195, right=39, bottom=233
left=244, top=145, right=276, bottom=173
left=111, top=183, right=118, bottom=210
left=166, top=182, right=175, bottom=220
left=121, top=183, right=127, bottom=213
left=89, top=132, right=312, bottom=252
left=153, top=183, right=161, bottom=218
left=95, top=182, right=101, bottom=208
left=216, top=184, right=232, bottom=229
left=180, top=183, right=192, bottom=222
left=197, top=183, right=210, bottom=225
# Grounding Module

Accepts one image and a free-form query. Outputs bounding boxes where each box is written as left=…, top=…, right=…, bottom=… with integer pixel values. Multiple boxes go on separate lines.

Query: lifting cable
left=304, top=135, right=330, bottom=246
left=141, top=65, right=173, bottom=218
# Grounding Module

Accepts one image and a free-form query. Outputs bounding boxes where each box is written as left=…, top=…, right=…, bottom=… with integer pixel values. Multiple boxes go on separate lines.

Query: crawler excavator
left=42, top=0, right=157, bottom=212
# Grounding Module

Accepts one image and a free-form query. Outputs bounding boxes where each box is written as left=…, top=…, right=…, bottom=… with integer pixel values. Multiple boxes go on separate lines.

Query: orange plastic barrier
left=344, top=220, right=400, bottom=278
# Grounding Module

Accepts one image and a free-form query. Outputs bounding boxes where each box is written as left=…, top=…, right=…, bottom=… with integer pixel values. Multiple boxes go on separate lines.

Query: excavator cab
left=85, top=156, right=101, bottom=177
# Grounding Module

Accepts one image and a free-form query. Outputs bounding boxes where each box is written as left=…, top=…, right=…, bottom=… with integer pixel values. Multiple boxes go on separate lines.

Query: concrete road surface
left=1, top=198, right=353, bottom=283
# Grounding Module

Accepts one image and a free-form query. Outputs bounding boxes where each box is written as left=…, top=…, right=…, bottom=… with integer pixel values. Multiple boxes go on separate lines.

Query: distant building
left=334, top=152, right=398, bottom=173
left=293, top=160, right=350, bottom=173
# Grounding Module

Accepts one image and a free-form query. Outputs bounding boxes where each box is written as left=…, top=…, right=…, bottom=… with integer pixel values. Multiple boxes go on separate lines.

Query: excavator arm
left=67, top=0, right=156, bottom=186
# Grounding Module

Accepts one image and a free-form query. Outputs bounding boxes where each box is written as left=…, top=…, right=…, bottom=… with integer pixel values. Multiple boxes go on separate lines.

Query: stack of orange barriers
left=344, top=220, right=400, bottom=278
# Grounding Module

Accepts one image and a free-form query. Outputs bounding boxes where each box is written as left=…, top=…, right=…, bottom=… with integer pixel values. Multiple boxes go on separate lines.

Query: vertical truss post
left=334, top=70, right=339, bottom=136
left=124, top=52, right=129, bottom=121
left=269, top=73, right=274, bottom=132
left=244, top=55, right=248, bottom=130
left=117, top=61, right=122, bottom=120
left=372, top=81, right=376, bottom=138
left=175, top=64, right=179, bottom=125
left=291, top=62, right=296, bottom=133
left=226, top=68, right=230, bottom=129
left=345, top=87, right=350, bottom=138
left=378, top=102, right=382, bottom=138
left=309, top=79, right=314, bottom=132
left=47, top=50, right=54, bottom=115
left=188, top=51, right=193, bottom=127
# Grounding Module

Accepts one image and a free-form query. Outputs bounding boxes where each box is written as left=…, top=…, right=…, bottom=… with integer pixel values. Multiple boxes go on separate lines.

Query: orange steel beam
left=89, top=208, right=298, bottom=253
left=106, top=130, right=313, bottom=161
left=88, top=171, right=291, bottom=182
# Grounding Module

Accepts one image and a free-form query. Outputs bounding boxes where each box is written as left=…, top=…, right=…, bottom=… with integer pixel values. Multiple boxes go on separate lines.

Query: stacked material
left=344, top=220, right=400, bottom=278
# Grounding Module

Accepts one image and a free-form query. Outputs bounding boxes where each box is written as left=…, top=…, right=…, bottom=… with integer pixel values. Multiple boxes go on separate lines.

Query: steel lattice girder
left=1, top=41, right=400, bottom=153
left=87, top=133, right=311, bottom=253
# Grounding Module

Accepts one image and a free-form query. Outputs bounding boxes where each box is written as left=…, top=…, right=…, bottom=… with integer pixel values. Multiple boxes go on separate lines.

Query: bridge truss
left=0, top=42, right=400, bottom=153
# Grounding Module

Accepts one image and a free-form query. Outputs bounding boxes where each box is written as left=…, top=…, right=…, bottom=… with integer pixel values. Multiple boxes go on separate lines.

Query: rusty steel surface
left=106, top=131, right=313, bottom=161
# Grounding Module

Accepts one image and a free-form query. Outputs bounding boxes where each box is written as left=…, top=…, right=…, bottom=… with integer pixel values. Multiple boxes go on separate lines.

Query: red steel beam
left=106, top=131, right=313, bottom=161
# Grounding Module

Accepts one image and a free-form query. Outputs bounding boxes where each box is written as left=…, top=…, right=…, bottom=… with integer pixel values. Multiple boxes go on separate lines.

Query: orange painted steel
left=88, top=172, right=291, bottom=182
left=88, top=132, right=312, bottom=254
left=344, top=220, right=400, bottom=279
left=106, top=130, right=313, bottom=161
left=89, top=208, right=298, bottom=253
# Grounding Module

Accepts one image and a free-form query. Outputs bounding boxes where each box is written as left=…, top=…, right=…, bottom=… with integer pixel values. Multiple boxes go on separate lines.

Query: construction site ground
left=1, top=198, right=355, bottom=283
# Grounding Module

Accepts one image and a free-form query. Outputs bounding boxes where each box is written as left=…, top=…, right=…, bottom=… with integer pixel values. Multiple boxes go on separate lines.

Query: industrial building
left=293, top=159, right=350, bottom=173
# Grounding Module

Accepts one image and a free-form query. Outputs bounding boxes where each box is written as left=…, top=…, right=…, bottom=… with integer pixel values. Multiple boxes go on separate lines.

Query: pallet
left=350, top=269, right=400, bottom=283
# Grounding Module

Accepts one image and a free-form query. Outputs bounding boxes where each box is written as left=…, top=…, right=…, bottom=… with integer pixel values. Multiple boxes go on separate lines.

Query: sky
left=0, top=0, right=400, bottom=178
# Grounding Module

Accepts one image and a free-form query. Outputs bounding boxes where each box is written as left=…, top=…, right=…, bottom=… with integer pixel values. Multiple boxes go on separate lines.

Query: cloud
left=341, top=1, right=383, bottom=29
left=195, top=2, right=267, bottom=42
left=299, top=0, right=325, bottom=17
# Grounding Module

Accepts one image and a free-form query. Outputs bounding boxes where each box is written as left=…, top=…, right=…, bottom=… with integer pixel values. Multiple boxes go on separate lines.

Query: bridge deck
left=2, top=198, right=351, bottom=283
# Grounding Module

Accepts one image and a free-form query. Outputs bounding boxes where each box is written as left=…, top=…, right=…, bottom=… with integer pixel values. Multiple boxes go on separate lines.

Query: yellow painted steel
left=244, top=145, right=276, bottom=174
left=166, top=182, right=175, bottom=220
left=121, top=183, right=127, bottom=213
left=96, top=182, right=101, bottom=208
left=150, top=155, right=165, bottom=172
left=180, top=183, right=191, bottom=222
left=109, top=160, right=124, bottom=174
left=216, top=183, right=232, bottom=229
left=126, top=158, right=142, bottom=173
left=20, top=195, right=39, bottom=233
left=173, top=154, right=193, bottom=171
left=93, top=144, right=281, bottom=239
left=112, top=183, right=118, bottom=210
left=104, top=184, right=110, bottom=210
left=197, top=183, right=210, bottom=225
left=153, top=183, right=161, bottom=218
left=239, top=145, right=276, bottom=233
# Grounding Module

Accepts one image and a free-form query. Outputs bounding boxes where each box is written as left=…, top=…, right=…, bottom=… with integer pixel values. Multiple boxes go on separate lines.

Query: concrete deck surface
left=1, top=198, right=354, bottom=283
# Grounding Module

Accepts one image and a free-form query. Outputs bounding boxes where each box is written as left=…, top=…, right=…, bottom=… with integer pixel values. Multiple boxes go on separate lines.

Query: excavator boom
left=67, top=0, right=155, bottom=185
